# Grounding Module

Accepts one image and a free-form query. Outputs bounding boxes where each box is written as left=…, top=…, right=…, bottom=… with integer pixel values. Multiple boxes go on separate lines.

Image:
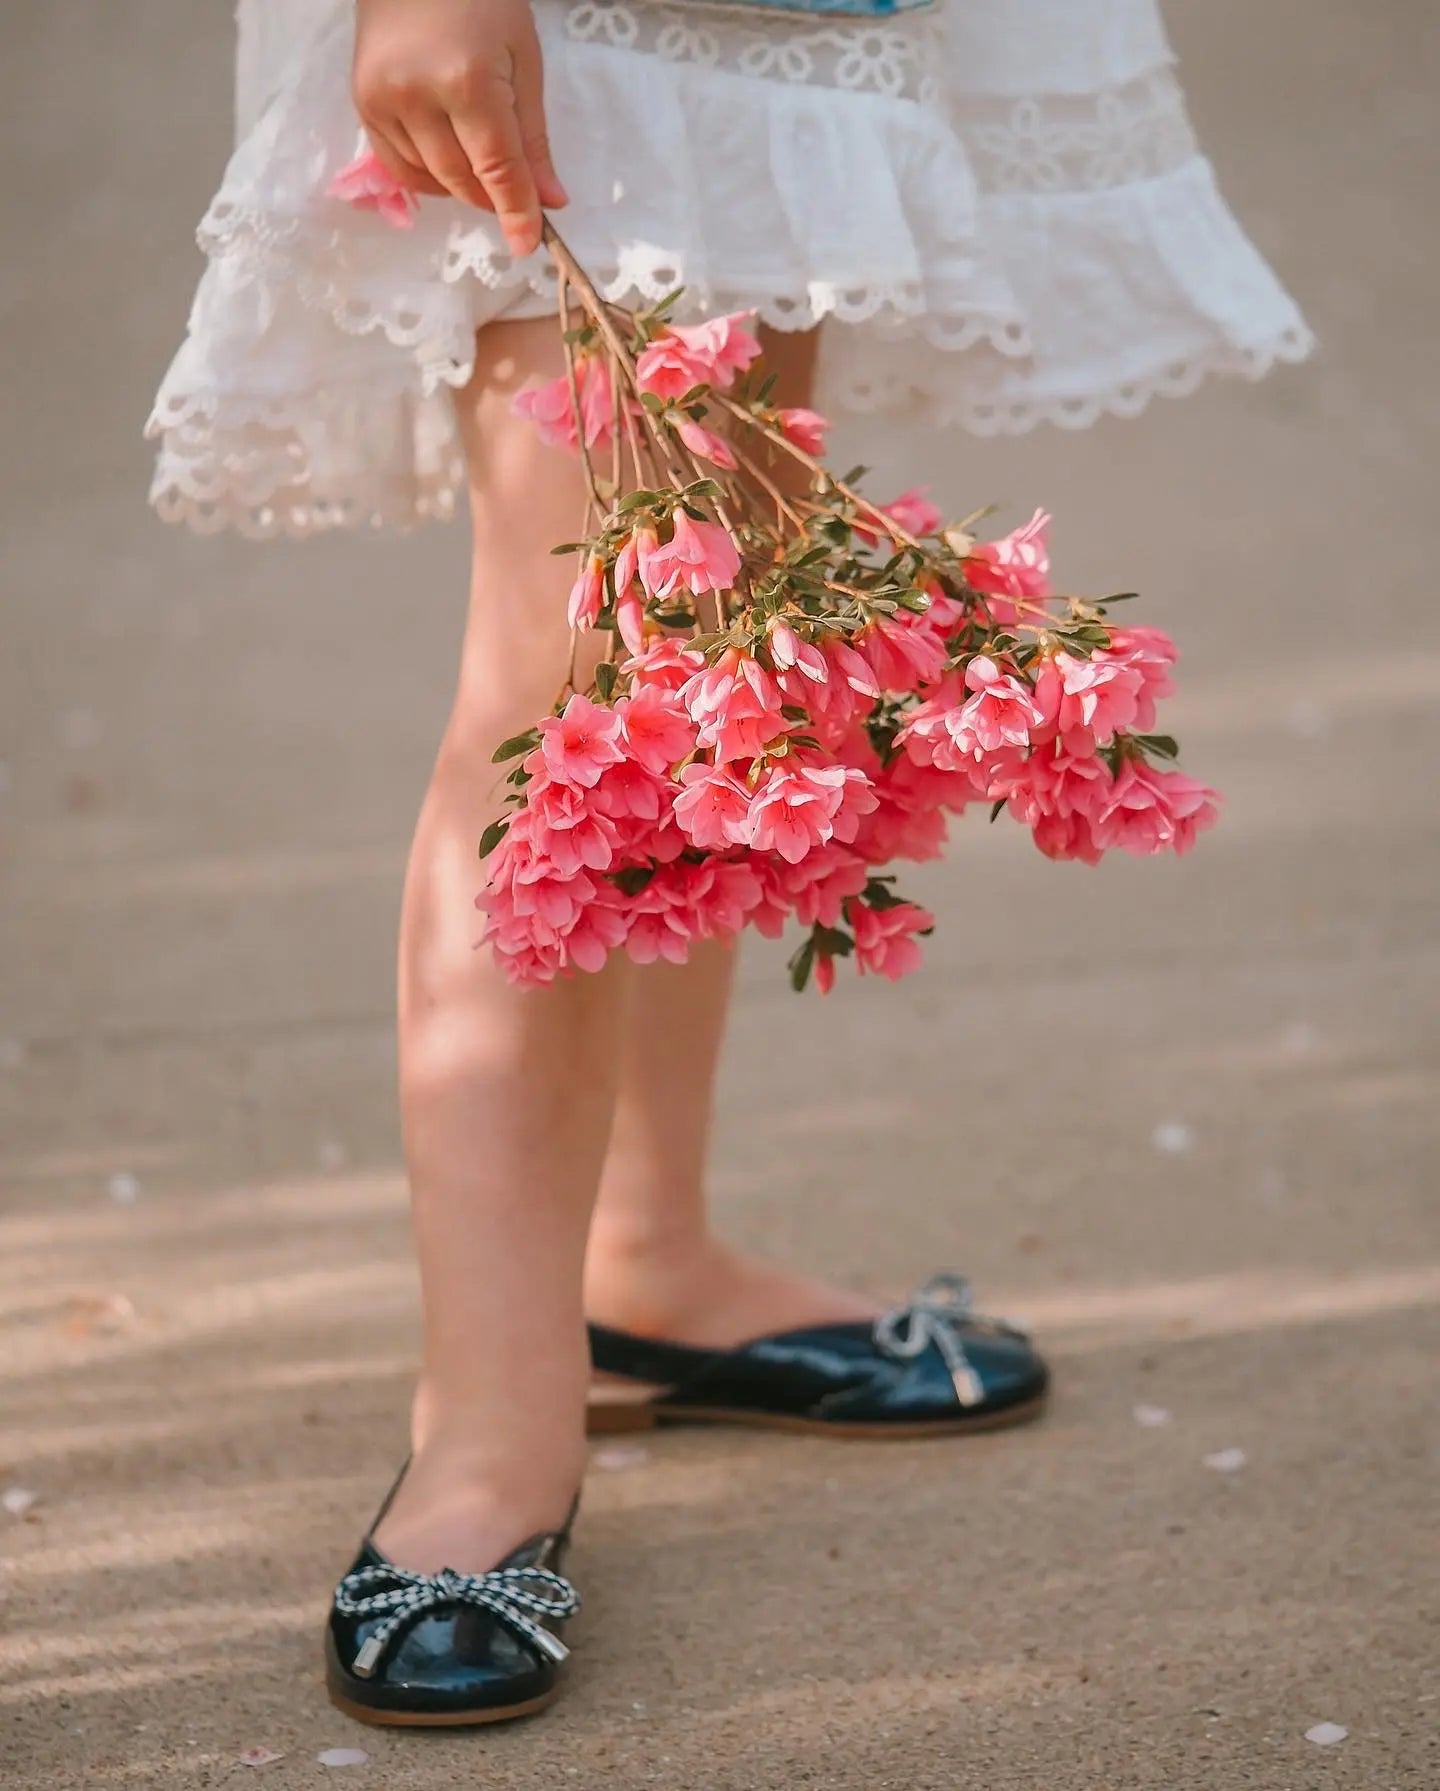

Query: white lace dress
left=148, top=0, right=1312, bottom=536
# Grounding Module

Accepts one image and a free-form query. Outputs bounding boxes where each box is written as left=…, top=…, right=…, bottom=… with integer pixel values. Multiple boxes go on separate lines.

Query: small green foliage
left=478, top=819, right=510, bottom=859
left=492, top=728, right=540, bottom=763
left=594, top=660, right=619, bottom=701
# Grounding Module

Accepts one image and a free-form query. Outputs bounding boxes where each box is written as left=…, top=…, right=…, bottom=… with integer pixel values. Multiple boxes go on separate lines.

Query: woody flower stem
left=542, top=217, right=748, bottom=623
left=712, top=391, right=925, bottom=553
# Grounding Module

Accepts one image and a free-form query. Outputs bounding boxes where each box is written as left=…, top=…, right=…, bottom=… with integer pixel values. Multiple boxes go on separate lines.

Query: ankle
left=583, top=1223, right=726, bottom=1335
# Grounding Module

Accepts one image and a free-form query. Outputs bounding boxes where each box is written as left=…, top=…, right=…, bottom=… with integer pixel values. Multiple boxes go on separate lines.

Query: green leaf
left=814, top=924, right=855, bottom=957
left=988, top=798, right=1006, bottom=824
left=617, top=487, right=661, bottom=512
left=478, top=819, right=510, bottom=859
left=1095, top=590, right=1139, bottom=605
left=1136, top=732, right=1180, bottom=760
left=492, top=728, right=540, bottom=764
left=594, top=660, right=618, bottom=701
left=787, top=936, right=815, bottom=993
left=549, top=541, right=586, bottom=556
left=683, top=478, right=724, bottom=500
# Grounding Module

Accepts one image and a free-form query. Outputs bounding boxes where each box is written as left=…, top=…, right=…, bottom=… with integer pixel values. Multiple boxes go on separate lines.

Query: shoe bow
left=335, top=1560, right=580, bottom=1677
left=872, top=1273, right=1027, bottom=1409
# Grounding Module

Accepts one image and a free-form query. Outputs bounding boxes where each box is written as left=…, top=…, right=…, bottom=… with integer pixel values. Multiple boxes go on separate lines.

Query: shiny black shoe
left=325, top=1476, right=580, bottom=1728
left=588, top=1273, right=1047, bottom=1438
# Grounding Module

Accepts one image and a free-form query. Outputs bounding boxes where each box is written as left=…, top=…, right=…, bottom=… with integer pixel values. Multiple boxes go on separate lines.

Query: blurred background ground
left=2, top=2, right=1437, bottom=1787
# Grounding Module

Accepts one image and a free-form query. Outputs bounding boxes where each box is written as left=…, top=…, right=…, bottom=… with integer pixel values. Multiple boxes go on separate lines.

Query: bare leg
left=374, top=316, right=623, bottom=1573
left=584, top=324, right=876, bottom=1349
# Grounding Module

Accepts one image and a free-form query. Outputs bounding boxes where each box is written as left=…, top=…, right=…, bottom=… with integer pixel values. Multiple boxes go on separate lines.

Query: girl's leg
left=373, top=315, right=623, bottom=1574
left=583, top=324, right=876, bottom=1348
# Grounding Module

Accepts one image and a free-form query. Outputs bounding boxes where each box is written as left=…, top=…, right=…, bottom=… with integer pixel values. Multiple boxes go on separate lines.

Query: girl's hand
left=352, top=0, right=567, bottom=257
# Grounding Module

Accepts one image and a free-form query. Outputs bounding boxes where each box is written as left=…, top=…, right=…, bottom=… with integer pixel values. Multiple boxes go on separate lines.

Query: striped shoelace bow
left=334, top=1561, right=580, bottom=1677
left=873, top=1273, right=1027, bottom=1409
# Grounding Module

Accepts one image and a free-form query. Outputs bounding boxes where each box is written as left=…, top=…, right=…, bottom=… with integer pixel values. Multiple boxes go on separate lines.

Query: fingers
left=511, top=22, right=569, bottom=212
left=449, top=85, right=544, bottom=258
left=363, top=123, right=451, bottom=200
left=405, top=110, right=493, bottom=210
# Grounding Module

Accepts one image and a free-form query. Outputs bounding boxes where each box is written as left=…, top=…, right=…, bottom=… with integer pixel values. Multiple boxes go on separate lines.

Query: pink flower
left=612, top=529, right=644, bottom=600
left=813, top=948, right=837, bottom=995
left=825, top=640, right=881, bottom=699
left=681, top=649, right=787, bottom=763
left=957, top=656, right=1045, bottom=753
left=527, top=777, right=622, bottom=875
left=511, top=356, right=617, bottom=454
left=856, top=616, right=948, bottom=693
left=1093, top=762, right=1220, bottom=856
left=562, top=892, right=630, bottom=973
left=615, top=587, right=647, bottom=655
left=618, top=684, right=696, bottom=774
left=853, top=487, right=945, bottom=546
left=327, top=149, right=417, bottom=229
left=638, top=510, right=742, bottom=602
left=675, top=417, right=737, bottom=470
left=1032, top=650, right=1144, bottom=753
left=673, top=763, right=755, bottom=851
left=851, top=900, right=933, bottom=981
left=965, top=510, right=1051, bottom=624
left=777, top=408, right=830, bottom=455
left=538, top=692, right=626, bottom=788
left=1101, top=626, right=1178, bottom=732
left=626, top=638, right=703, bottom=694
left=635, top=312, right=761, bottom=400
left=747, top=761, right=852, bottom=863
left=593, top=757, right=667, bottom=823
left=767, top=621, right=829, bottom=685
left=567, top=555, right=605, bottom=631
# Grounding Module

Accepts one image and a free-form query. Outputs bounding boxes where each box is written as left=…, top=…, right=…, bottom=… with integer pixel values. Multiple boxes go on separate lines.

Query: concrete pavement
left=2, top=2, right=1437, bottom=1785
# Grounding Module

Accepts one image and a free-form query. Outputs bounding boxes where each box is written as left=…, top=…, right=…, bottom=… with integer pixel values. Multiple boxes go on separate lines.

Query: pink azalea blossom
left=593, top=756, right=667, bottom=824
left=1032, top=649, right=1144, bottom=753
left=768, top=621, right=829, bottom=685
left=675, top=417, right=737, bottom=470
left=748, top=761, right=853, bottom=863
left=612, top=529, right=645, bottom=601
left=673, top=763, right=755, bottom=851
left=853, top=487, right=945, bottom=546
left=639, top=510, right=742, bottom=602
left=567, top=555, right=605, bottom=631
left=327, top=149, right=417, bottom=229
left=965, top=510, right=1052, bottom=625
left=1093, top=762, right=1220, bottom=856
left=777, top=408, right=830, bottom=455
left=511, top=356, right=618, bottom=454
left=813, top=948, right=838, bottom=994
left=1100, top=626, right=1178, bottom=732
left=616, top=587, right=647, bottom=656
left=957, top=656, right=1045, bottom=753
left=635, top=312, right=761, bottom=400
left=617, top=684, right=696, bottom=774
left=856, top=616, right=948, bottom=693
left=626, top=638, right=703, bottom=694
left=562, top=892, right=630, bottom=973
left=538, top=692, right=626, bottom=788
left=851, top=900, right=933, bottom=980
left=526, top=777, right=620, bottom=875
left=826, top=639, right=882, bottom=699
left=681, top=649, right=788, bottom=763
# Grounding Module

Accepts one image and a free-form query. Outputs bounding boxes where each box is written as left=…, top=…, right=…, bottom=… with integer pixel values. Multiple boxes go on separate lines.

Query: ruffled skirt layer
left=148, top=0, right=1313, bottom=535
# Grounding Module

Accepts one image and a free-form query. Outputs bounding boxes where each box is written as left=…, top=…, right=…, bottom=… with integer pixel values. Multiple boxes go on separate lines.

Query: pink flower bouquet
left=331, top=155, right=1220, bottom=992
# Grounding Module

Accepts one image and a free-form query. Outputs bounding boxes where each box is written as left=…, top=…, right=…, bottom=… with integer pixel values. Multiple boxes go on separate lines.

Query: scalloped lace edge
left=149, top=319, right=1315, bottom=538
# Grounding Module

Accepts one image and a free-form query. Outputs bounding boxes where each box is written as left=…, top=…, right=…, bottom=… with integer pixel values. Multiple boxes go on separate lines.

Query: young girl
left=149, top=0, right=1308, bottom=1729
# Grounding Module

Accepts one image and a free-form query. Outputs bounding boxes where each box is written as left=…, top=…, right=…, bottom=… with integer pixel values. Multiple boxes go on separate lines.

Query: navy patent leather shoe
left=588, top=1274, right=1047, bottom=1437
left=325, top=1478, right=580, bottom=1728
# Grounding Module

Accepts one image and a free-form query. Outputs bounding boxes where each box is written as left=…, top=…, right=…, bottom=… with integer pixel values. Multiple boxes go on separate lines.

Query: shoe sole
left=326, top=1683, right=559, bottom=1728
left=586, top=1390, right=1048, bottom=1438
